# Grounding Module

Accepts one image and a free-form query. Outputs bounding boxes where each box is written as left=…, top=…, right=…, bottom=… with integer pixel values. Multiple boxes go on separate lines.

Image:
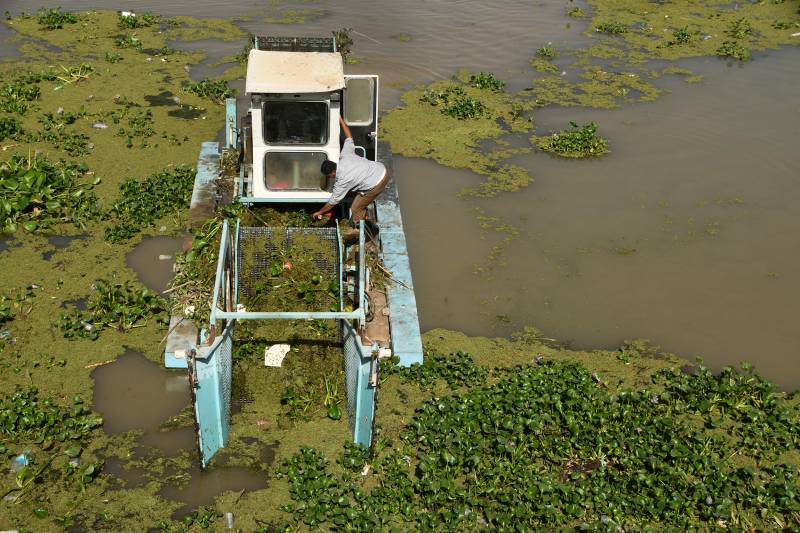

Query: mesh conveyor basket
left=236, top=226, right=341, bottom=308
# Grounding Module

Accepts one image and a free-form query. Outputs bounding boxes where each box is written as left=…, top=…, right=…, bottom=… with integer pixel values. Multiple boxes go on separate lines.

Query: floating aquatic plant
left=534, top=121, right=609, bottom=158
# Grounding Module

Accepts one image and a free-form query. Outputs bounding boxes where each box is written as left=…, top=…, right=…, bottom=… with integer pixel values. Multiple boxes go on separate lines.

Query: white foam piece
left=264, top=344, right=291, bottom=367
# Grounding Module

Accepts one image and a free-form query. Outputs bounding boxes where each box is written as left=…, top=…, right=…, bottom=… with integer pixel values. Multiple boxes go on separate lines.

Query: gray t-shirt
left=328, top=138, right=385, bottom=205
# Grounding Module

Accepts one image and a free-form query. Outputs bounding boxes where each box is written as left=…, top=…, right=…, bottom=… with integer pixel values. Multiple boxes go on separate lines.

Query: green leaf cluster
left=0, top=79, right=41, bottom=115
left=59, top=277, right=167, bottom=340
left=104, top=165, right=195, bottom=242
left=388, top=351, right=488, bottom=390
left=717, top=40, right=751, bottom=61
left=727, top=18, right=754, bottom=39
left=536, top=46, right=556, bottom=59
left=0, top=388, right=102, bottom=445
left=0, top=155, right=100, bottom=234
left=535, top=121, right=609, bottom=158
left=666, top=26, right=695, bottom=46
left=419, top=84, right=488, bottom=120
left=0, top=116, right=22, bottom=141
left=117, top=12, right=160, bottom=29
left=468, top=72, right=505, bottom=92
left=276, top=360, right=800, bottom=530
left=595, top=21, right=628, bottom=35
left=114, top=33, right=143, bottom=50
left=183, top=78, right=236, bottom=104
left=36, top=8, right=77, bottom=30
left=567, top=7, right=585, bottom=18
left=115, top=109, right=155, bottom=148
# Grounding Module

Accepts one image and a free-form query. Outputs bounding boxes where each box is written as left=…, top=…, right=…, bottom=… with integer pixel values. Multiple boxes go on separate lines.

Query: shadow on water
left=92, top=350, right=267, bottom=512
left=126, top=236, right=184, bottom=294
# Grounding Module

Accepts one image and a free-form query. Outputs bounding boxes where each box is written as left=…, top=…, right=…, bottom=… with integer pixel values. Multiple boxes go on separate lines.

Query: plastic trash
left=158, top=254, right=172, bottom=260
left=264, top=344, right=291, bottom=367
left=10, top=452, right=31, bottom=473
left=225, top=512, right=234, bottom=529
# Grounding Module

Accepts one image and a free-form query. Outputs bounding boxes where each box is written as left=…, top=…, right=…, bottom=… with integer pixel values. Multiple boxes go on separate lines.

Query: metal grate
left=341, top=320, right=376, bottom=447
left=236, top=226, right=340, bottom=308
left=342, top=321, right=360, bottom=434
left=256, top=36, right=335, bottom=53
left=216, top=323, right=233, bottom=441
left=193, top=320, right=235, bottom=468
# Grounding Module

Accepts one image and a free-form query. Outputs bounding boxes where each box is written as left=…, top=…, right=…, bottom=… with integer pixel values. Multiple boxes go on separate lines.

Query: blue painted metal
left=373, top=147, right=424, bottom=366
left=234, top=219, right=240, bottom=306
left=225, top=99, right=237, bottom=149
left=215, top=310, right=360, bottom=320
left=189, top=142, right=220, bottom=224
left=342, top=321, right=375, bottom=447
left=358, top=220, right=366, bottom=329
left=192, top=320, right=234, bottom=468
left=209, top=220, right=230, bottom=324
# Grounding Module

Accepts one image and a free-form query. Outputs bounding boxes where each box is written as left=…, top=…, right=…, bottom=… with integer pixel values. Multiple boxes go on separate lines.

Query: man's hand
left=313, top=203, right=335, bottom=221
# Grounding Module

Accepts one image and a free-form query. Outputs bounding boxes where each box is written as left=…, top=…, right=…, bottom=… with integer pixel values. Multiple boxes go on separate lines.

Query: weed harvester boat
left=163, top=36, right=423, bottom=467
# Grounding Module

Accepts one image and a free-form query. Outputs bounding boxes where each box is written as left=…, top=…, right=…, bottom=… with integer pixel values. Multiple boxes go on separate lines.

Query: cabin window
left=263, top=101, right=328, bottom=145
left=264, top=151, right=328, bottom=190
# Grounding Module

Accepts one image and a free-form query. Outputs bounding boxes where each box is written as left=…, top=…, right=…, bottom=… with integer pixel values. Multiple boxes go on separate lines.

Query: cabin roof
left=245, top=50, right=345, bottom=94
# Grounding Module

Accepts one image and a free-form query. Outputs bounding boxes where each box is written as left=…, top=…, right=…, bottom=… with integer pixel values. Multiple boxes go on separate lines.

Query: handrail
left=358, top=219, right=366, bottom=329
left=336, top=222, right=344, bottom=311
left=209, top=219, right=230, bottom=324
left=215, top=310, right=361, bottom=320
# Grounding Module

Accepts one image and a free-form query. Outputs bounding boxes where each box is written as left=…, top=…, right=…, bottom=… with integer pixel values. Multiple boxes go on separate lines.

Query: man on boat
left=312, top=116, right=390, bottom=224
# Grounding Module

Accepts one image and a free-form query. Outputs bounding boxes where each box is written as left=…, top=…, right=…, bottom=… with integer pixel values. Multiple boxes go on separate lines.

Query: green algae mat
left=1, top=5, right=799, bottom=531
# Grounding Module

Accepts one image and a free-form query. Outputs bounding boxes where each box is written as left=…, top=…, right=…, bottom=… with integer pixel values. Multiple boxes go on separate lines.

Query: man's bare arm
left=339, top=115, right=353, bottom=140
left=312, top=203, right=335, bottom=220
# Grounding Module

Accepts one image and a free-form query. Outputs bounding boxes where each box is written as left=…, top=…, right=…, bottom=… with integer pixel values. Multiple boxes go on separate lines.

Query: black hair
left=320, top=160, right=337, bottom=176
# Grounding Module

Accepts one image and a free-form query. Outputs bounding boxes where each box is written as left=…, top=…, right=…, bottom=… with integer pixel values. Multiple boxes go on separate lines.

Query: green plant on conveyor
left=59, top=277, right=167, bottom=340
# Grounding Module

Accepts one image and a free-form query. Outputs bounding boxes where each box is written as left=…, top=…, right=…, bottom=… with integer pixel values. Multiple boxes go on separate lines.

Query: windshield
left=264, top=151, right=328, bottom=190
left=263, top=101, right=328, bottom=145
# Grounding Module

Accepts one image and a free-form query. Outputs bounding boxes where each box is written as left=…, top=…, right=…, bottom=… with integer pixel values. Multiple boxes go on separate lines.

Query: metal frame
left=209, top=220, right=366, bottom=330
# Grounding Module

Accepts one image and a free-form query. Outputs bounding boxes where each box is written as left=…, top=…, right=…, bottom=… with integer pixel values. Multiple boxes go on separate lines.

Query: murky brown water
left=3, top=1, right=799, bottom=389
left=125, top=236, right=184, bottom=294
left=92, top=351, right=267, bottom=509
left=399, top=49, right=800, bottom=388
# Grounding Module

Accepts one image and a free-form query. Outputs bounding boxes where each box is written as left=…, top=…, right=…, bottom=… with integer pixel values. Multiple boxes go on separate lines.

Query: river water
left=2, top=1, right=798, bottom=388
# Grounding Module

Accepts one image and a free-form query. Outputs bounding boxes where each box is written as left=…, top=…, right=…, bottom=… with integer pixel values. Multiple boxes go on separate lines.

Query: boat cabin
left=239, top=43, right=378, bottom=204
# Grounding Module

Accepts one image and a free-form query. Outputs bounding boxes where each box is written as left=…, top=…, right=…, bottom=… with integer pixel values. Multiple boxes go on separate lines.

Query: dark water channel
left=2, top=1, right=798, bottom=390
left=92, top=351, right=266, bottom=512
